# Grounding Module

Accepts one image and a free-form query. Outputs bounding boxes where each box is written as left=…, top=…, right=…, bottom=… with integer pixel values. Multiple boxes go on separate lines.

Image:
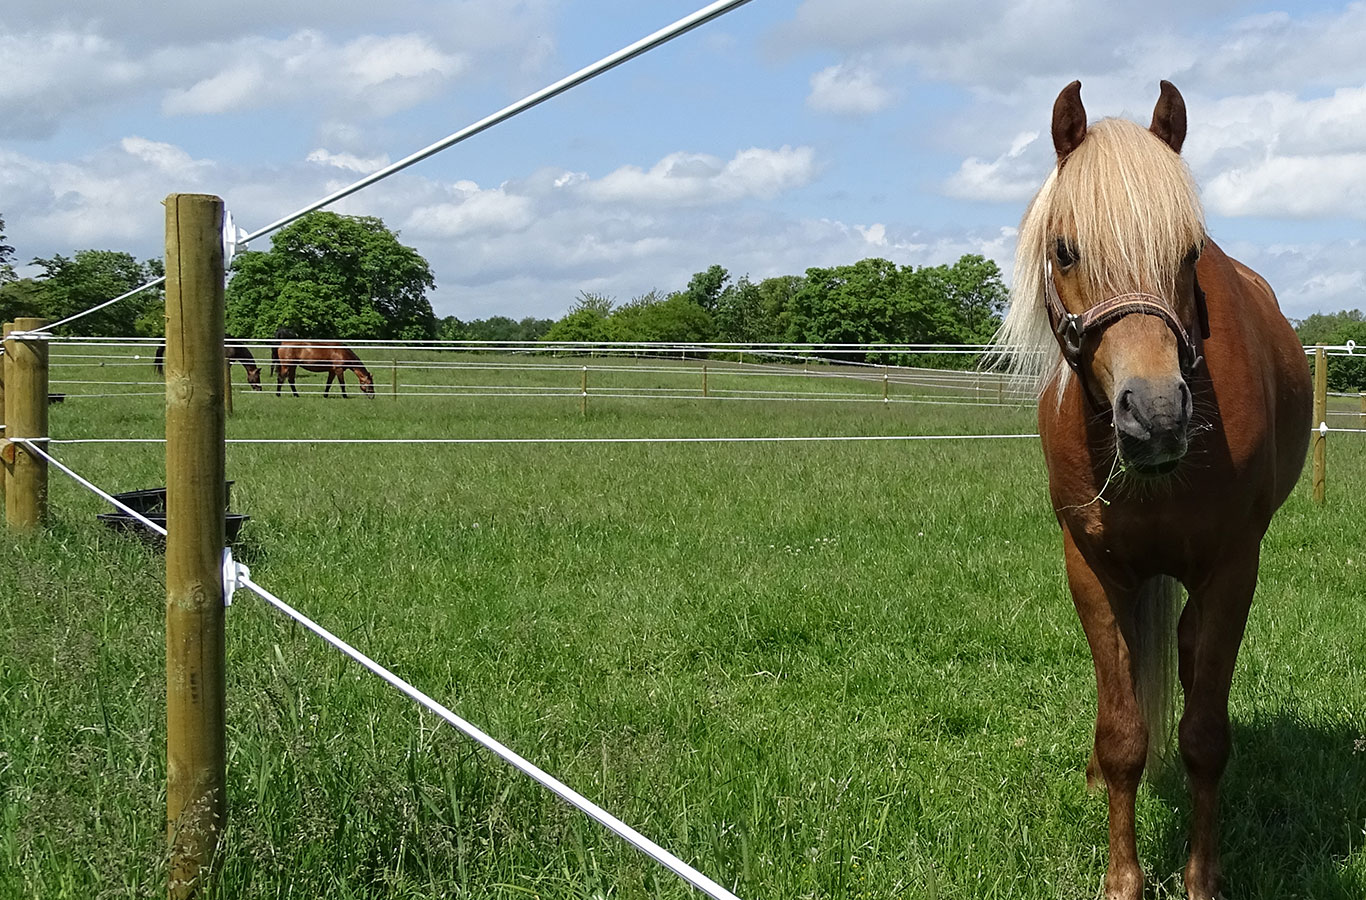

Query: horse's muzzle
left=1113, top=375, right=1192, bottom=474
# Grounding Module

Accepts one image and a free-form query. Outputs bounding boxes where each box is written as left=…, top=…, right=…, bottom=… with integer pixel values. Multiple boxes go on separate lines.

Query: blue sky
left=2, top=0, right=1364, bottom=324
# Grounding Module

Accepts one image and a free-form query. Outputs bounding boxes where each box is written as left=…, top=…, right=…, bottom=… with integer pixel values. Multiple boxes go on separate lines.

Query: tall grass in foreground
left=2, top=358, right=1364, bottom=899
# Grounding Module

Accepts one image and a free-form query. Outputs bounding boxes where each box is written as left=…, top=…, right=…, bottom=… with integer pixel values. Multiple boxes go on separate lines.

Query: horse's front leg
left=323, top=370, right=335, bottom=398
left=1063, top=529, right=1147, bottom=900
left=338, top=370, right=349, bottom=398
left=1177, top=545, right=1258, bottom=900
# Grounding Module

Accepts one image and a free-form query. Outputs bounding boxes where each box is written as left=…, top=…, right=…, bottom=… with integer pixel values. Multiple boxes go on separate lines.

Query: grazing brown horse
left=994, top=81, right=1311, bottom=899
left=154, top=343, right=262, bottom=390
left=271, top=332, right=375, bottom=398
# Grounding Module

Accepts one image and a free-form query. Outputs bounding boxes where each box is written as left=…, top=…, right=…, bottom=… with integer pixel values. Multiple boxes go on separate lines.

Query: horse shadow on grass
left=1149, top=712, right=1365, bottom=898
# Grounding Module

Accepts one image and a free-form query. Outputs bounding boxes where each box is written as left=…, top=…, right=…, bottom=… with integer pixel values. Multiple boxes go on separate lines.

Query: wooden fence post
left=391, top=359, right=398, bottom=399
left=581, top=365, right=588, bottom=416
left=163, top=193, right=228, bottom=898
left=1, top=322, right=10, bottom=503
left=4, top=318, right=49, bottom=531
left=1312, top=346, right=1327, bottom=505
left=702, top=364, right=708, bottom=398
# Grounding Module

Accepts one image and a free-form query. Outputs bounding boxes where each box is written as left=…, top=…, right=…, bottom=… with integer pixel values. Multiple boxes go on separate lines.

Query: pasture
left=3, top=348, right=1364, bottom=899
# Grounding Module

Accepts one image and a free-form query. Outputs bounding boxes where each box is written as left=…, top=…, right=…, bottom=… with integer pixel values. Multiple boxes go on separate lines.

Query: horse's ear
left=1150, top=80, right=1187, bottom=154
left=1052, top=80, right=1087, bottom=160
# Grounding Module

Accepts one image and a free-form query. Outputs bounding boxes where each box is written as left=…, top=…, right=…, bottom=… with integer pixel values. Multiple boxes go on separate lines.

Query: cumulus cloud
left=0, top=3, right=556, bottom=138
left=807, top=64, right=893, bottom=116
left=583, top=146, right=818, bottom=206
left=941, top=131, right=1044, bottom=203
left=162, top=31, right=465, bottom=118
left=1203, top=155, right=1366, bottom=220
left=306, top=149, right=392, bottom=174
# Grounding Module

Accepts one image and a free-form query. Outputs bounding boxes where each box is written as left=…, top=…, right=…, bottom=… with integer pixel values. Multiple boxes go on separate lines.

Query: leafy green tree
left=1296, top=309, right=1364, bottom=346
left=543, top=308, right=612, bottom=343
left=0, top=278, right=46, bottom=324
left=0, top=214, right=16, bottom=284
left=30, top=250, right=164, bottom=336
left=934, top=254, right=1008, bottom=343
left=226, top=212, right=436, bottom=340
left=714, top=275, right=801, bottom=343
left=437, top=315, right=466, bottom=340
left=607, top=291, right=713, bottom=342
left=569, top=290, right=616, bottom=317
left=683, top=264, right=729, bottom=313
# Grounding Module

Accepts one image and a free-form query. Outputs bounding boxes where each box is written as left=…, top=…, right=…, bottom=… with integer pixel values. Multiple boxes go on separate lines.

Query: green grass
left=3, top=349, right=1364, bottom=899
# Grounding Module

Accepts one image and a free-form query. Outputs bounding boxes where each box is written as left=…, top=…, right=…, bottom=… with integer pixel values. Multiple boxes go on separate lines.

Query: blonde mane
left=993, top=117, right=1205, bottom=393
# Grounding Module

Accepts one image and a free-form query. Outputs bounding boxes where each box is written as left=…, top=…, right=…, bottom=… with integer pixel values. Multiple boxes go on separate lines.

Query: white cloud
left=161, top=31, right=466, bottom=118
left=941, top=131, right=1043, bottom=203
left=585, top=146, right=817, bottom=206
left=404, top=184, right=535, bottom=237
left=0, top=4, right=555, bottom=138
left=1204, top=155, right=1366, bottom=220
left=306, top=149, right=392, bottom=174
left=807, top=64, right=893, bottom=116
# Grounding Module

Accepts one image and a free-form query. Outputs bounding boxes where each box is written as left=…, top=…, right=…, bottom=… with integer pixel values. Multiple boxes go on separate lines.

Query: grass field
left=3, top=348, right=1364, bottom=899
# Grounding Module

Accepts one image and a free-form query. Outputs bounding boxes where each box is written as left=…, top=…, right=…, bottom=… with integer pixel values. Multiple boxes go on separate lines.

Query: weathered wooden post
left=882, top=366, right=889, bottom=402
left=1, top=322, right=9, bottom=502
left=1312, top=346, right=1327, bottom=505
left=391, top=358, right=398, bottom=399
left=4, top=318, right=49, bottom=531
left=163, top=193, right=228, bottom=898
left=702, top=364, right=709, bottom=398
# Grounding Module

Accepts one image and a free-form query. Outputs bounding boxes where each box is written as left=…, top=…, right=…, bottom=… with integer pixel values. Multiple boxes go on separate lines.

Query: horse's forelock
left=994, top=117, right=1204, bottom=394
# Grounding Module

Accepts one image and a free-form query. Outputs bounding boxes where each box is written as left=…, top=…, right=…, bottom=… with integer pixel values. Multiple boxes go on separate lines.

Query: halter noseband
left=1043, top=262, right=1208, bottom=384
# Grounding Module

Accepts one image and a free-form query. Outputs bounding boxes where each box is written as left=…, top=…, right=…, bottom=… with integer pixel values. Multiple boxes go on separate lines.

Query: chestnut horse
left=994, top=82, right=1311, bottom=899
left=154, top=343, right=262, bottom=390
left=271, top=332, right=375, bottom=398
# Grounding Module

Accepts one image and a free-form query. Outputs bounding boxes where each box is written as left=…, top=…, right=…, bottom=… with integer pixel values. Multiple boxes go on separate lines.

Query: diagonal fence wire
left=236, top=574, right=743, bottom=900
left=19, top=437, right=742, bottom=899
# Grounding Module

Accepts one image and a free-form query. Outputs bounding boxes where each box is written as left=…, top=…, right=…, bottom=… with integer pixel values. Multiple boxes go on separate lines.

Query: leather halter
left=1043, top=262, right=1208, bottom=382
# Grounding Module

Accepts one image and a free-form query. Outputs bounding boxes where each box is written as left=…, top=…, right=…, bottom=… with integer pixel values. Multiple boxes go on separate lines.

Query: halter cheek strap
left=1043, top=263, right=1208, bottom=382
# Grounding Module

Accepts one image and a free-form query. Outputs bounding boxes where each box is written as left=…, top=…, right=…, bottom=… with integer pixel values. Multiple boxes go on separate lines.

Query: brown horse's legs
left=338, top=369, right=349, bottom=398
left=1178, top=550, right=1257, bottom=900
left=1063, top=530, right=1147, bottom=900
left=323, top=370, right=336, bottom=397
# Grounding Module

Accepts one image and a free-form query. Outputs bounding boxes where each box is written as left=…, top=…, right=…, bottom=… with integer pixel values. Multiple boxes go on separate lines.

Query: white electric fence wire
left=48, top=433, right=1044, bottom=446
left=236, top=572, right=741, bottom=900
left=13, top=440, right=167, bottom=536
left=26, top=280, right=168, bottom=336
left=19, top=0, right=757, bottom=339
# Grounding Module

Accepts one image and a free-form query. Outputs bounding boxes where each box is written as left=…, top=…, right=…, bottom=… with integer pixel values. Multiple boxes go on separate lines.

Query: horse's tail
left=1133, top=575, right=1182, bottom=776
left=271, top=344, right=280, bottom=377
left=153, top=344, right=164, bottom=374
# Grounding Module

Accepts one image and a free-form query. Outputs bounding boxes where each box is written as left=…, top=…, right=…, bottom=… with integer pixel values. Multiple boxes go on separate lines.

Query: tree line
left=4, top=210, right=1359, bottom=386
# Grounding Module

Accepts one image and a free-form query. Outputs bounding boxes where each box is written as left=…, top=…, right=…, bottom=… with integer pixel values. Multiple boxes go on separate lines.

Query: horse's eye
left=1055, top=238, right=1079, bottom=269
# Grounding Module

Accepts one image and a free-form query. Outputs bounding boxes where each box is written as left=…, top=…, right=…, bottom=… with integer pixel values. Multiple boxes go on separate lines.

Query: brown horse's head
left=245, top=365, right=263, bottom=391
left=356, top=367, right=375, bottom=397
left=1001, top=81, right=1207, bottom=476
